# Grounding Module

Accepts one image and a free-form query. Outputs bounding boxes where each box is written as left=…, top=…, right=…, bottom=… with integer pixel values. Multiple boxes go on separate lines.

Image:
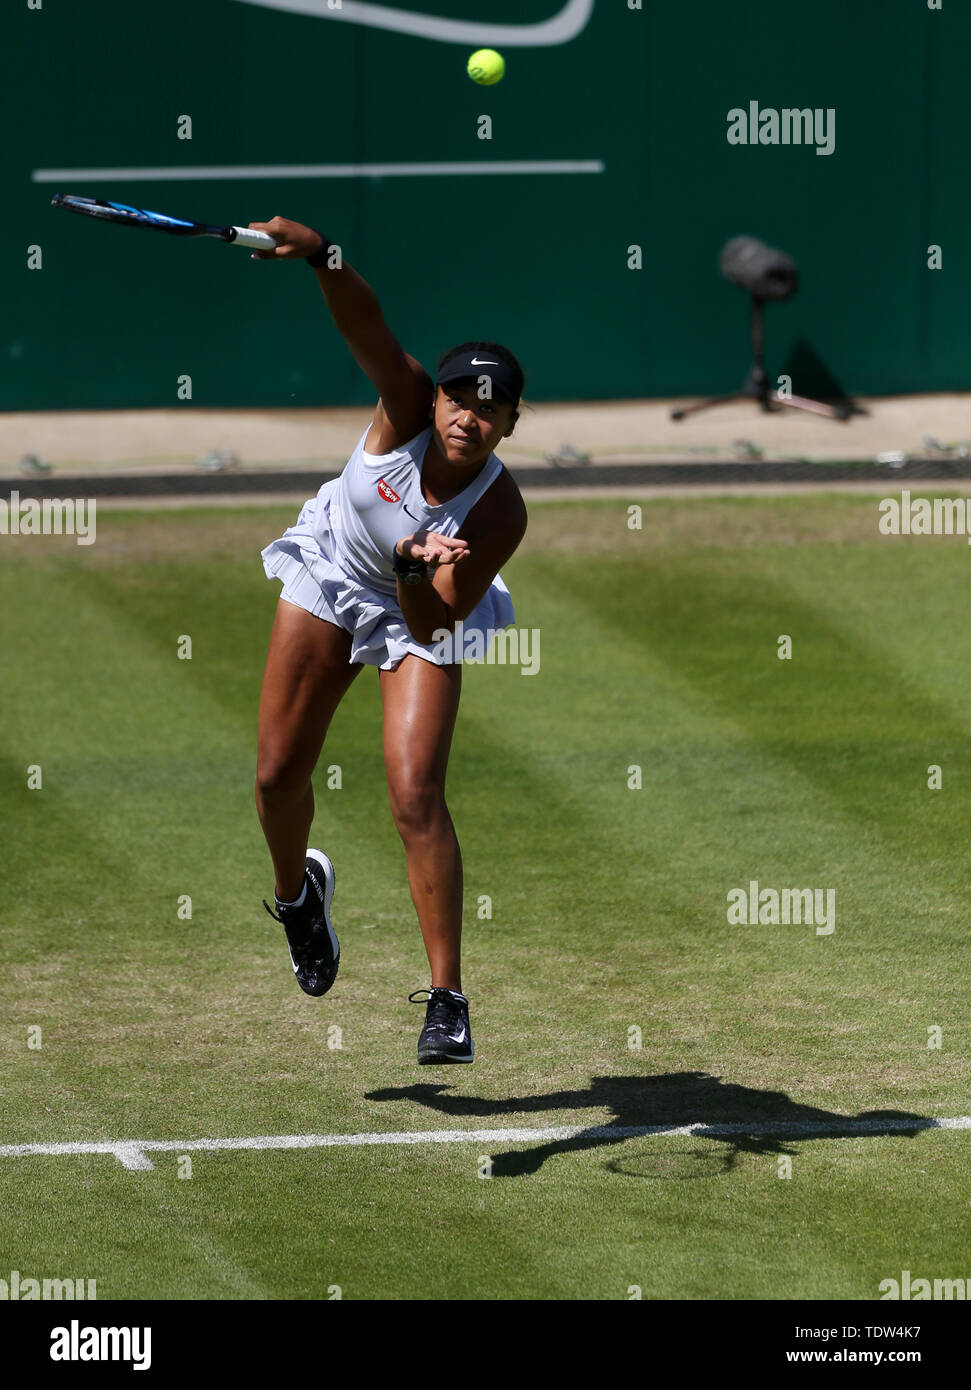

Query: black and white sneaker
left=409, top=987, right=474, bottom=1065
left=263, top=850, right=339, bottom=997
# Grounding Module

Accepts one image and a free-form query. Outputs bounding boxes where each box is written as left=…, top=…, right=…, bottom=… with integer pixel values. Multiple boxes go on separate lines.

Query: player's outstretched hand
left=247, top=217, right=323, bottom=261
left=397, top=532, right=470, bottom=568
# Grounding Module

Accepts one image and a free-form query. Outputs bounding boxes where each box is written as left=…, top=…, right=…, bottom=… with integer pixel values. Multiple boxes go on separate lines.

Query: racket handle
left=228, top=226, right=277, bottom=250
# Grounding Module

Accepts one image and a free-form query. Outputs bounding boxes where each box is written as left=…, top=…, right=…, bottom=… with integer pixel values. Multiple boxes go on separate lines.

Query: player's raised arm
left=248, top=215, right=433, bottom=438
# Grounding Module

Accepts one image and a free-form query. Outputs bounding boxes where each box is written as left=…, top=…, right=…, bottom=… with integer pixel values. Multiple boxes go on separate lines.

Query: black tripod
left=671, top=295, right=851, bottom=421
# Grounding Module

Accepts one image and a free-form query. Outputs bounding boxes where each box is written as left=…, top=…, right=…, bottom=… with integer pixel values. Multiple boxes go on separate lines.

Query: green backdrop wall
left=3, top=0, right=968, bottom=410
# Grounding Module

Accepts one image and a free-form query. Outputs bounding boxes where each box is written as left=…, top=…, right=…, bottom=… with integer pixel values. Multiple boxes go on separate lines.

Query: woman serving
left=253, top=216, right=527, bottom=1065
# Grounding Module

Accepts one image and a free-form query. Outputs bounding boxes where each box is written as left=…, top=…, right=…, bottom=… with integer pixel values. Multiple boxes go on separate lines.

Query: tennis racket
left=51, top=194, right=276, bottom=251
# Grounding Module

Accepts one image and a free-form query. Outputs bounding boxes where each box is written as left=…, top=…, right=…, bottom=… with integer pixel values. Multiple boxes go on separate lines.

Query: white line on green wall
left=32, top=160, right=605, bottom=184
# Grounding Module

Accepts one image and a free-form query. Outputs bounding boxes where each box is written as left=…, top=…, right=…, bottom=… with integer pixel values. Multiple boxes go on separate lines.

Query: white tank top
left=319, top=424, right=503, bottom=597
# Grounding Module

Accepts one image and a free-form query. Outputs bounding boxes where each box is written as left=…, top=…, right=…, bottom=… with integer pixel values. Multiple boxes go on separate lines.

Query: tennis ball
left=467, top=49, right=505, bottom=85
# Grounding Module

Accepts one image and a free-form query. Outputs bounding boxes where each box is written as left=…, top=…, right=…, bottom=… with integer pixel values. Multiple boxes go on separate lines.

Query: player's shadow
left=364, top=1072, right=931, bottom=1178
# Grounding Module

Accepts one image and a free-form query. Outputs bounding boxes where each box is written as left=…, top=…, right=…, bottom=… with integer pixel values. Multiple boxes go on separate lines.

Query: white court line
left=1, top=1117, right=967, bottom=1171
left=31, top=160, right=605, bottom=184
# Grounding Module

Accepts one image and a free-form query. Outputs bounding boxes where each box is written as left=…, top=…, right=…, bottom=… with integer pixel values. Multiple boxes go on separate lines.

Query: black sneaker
left=409, top=987, right=474, bottom=1065
left=263, top=850, right=339, bottom=997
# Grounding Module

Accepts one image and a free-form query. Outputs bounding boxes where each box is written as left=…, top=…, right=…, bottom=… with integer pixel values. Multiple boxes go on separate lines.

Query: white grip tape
left=230, top=226, right=277, bottom=250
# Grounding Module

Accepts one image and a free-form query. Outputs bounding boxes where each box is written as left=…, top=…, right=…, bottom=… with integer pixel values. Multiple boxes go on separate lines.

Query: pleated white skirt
left=261, top=480, right=515, bottom=670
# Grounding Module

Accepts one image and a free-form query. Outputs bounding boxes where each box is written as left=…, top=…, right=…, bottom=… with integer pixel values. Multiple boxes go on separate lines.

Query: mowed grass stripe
left=547, top=543, right=971, bottom=858
left=461, top=543, right=958, bottom=945
left=523, top=543, right=971, bottom=933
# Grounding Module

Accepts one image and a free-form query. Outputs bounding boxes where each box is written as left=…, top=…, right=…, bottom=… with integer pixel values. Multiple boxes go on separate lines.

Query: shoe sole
left=287, top=849, right=339, bottom=997
left=418, top=1044, right=475, bottom=1065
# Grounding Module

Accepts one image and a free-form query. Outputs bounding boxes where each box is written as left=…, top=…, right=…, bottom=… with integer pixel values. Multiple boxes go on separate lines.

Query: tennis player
left=252, top=216, right=527, bottom=1065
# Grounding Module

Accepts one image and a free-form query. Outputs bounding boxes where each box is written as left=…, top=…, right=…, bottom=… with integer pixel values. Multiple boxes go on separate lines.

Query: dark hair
left=437, top=340, right=525, bottom=411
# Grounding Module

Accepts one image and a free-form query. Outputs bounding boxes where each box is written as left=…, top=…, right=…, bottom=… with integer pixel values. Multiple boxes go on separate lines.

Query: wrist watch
left=392, top=546, right=427, bottom=585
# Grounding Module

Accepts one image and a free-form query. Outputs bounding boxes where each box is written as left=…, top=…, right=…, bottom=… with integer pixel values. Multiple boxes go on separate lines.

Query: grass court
left=1, top=493, right=968, bottom=1299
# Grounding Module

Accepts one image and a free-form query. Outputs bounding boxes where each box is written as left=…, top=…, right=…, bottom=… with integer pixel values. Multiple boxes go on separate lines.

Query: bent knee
left=387, top=779, right=448, bottom=835
left=256, top=751, right=314, bottom=800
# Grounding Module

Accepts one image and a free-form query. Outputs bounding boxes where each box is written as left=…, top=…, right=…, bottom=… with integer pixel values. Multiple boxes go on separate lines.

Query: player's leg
left=379, top=654, right=464, bottom=988
left=256, top=598, right=362, bottom=900
left=380, top=655, right=474, bottom=1063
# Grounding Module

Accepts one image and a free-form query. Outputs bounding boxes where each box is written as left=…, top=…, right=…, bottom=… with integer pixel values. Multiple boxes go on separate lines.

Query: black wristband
left=392, top=546, right=428, bottom=583
left=306, top=228, right=334, bottom=269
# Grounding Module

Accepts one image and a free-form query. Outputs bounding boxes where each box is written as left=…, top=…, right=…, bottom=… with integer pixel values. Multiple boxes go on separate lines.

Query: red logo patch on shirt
left=377, top=478, right=400, bottom=503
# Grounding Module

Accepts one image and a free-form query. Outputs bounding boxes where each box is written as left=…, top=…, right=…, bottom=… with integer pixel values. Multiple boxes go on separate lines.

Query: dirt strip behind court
left=2, top=394, right=969, bottom=476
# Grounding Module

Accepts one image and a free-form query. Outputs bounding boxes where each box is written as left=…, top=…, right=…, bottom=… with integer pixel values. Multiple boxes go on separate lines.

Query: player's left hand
left=397, top=531, right=470, bottom=568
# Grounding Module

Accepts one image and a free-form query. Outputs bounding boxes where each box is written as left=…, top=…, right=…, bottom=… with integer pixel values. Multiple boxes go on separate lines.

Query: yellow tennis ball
left=467, top=49, right=505, bottom=85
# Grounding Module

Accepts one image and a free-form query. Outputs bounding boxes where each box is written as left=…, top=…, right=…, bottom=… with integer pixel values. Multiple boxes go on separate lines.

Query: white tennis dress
left=261, top=423, right=514, bottom=669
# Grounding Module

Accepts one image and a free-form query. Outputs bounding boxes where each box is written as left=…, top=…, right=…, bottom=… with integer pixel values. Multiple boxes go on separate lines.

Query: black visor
left=436, top=349, right=519, bottom=403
